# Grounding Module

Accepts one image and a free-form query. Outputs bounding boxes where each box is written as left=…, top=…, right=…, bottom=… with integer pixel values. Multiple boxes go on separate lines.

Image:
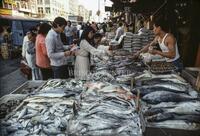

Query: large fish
left=142, top=91, right=199, bottom=104
left=132, top=86, right=188, bottom=97
left=144, top=101, right=200, bottom=115
left=149, top=120, right=200, bottom=130
left=137, top=78, right=188, bottom=86
left=147, top=113, right=200, bottom=123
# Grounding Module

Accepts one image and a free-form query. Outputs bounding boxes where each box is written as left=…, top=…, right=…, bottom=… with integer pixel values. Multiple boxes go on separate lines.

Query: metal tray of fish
left=139, top=108, right=200, bottom=136
left=0, top=94, right=28, bottom=119
left=1, top=96, right=75, bottom=135
left=144, top=124, right=200, bottom=136
left=10, top=80, right=47, bottom=94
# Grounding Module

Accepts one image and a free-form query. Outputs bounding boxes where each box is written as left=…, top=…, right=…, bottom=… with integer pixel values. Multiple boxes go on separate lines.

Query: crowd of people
left=21, top=17, right=115, bottom=80
left=21, top=16, right=183, bottom=81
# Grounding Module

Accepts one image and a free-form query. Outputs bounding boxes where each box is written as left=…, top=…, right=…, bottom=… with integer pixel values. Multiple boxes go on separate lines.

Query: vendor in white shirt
left=135, top=19, right=183, bottom=72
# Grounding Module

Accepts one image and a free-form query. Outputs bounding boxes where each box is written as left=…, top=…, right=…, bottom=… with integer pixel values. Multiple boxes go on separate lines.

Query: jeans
left=52, top=65, right=69, bottom=79
left=40, top=68, right=53, bottom=80
left=67, top=36, right=73, bottom=45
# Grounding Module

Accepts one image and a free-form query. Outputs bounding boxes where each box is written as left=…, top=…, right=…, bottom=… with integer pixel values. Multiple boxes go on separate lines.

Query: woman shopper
left=74, top=26, right=109, bottom=80
left=36, top=23, right=52, bottom=80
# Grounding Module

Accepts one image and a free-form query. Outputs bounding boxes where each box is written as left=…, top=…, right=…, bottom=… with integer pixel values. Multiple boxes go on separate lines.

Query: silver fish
left=150, top=120, right=200, bottom=130
left=142, top=91, right=198, bottom=104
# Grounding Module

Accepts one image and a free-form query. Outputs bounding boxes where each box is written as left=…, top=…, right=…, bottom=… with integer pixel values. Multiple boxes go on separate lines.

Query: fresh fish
left=132, top=86, right=188, bottom=97
left=150, top=120, right=200, bottom=130
left=142, top=91, right=198, bottom=104
left=166, top=101, right=200, bottom=115
left=173, top=114, right=200, bottom=123
left=137, top=77, right=188, bottom=86
left=147, top=113, right=174, bottom=122
left=12, top=130, right=29, bottom=136
left=135, top=70, right=185, bottom=81
left=147, top=112, right=200, bottom=123
left=153, top=82, right=188, bottom=92
left=17, top=107, right=28, bottom=120
left=145, top=101, right=200, bottom=116
left=43, top=126, right=62, bottom=135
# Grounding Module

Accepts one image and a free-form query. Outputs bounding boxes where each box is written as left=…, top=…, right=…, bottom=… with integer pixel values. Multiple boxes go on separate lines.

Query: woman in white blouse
left=74, top=26, right=108, bottom=80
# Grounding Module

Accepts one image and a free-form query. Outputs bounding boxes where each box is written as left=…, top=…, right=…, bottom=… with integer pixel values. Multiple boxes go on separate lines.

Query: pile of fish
left=123, top=32, right=134, bottom=52
left=87, top=71, right=116, bottom=82
left=40, top=79, right=84, bottom=92
left=68, top=82, right=142, bottom=136
left=92, top=55, right=146, bottom=85
left=0, top=97, right=74, bottom=135
left=122, top=30, right=155, bottom=54
left=0, top=79, right=143, bottom=136
left=138, top=28, right=154, bottom=47
left=0, top=94, right=27, bottom=119
left=131, top=34, right=143, bottom=54
left=132, top=71, right=200, bottom=130
left=0, top=79, right=86, bottom=136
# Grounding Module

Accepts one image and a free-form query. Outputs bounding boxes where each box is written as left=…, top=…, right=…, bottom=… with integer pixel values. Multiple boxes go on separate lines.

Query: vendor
left=135, top=19, right=183, bottom=72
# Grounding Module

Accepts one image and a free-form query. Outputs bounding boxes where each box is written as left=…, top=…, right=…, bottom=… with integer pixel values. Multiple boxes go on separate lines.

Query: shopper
left=114, top=22, right=124, bottom=41
left=64, top=21, right=77, bottom=45
left=135, top=19, right=183, bottom=71
left=36, top=23, right=52, bottom=80
left=26, top=27, right=41, bottom=80
left=74, top=26, right=108, bottom=80
left=45, top=17, right=74, bottom=79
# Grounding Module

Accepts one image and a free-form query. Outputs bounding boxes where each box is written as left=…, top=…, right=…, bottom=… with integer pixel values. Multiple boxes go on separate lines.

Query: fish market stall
left=132, top=71, right=200, bottom=136
left=0, top=80, right=46, bottom=119
left=68, top=82, right=142, bottom=136
left=89, top=44, right=200, bottom=136
left=1, top=34, right=199, bottom=136
left=0, top=79, right=143, bottom=136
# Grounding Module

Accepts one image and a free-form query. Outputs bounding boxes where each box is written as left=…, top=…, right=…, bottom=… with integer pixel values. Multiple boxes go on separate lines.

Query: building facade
left=1, top=0, right=90, bottom=21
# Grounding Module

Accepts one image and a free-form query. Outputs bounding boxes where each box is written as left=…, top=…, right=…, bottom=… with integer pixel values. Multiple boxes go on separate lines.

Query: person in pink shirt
left=36, top=23, right=52, bottom=80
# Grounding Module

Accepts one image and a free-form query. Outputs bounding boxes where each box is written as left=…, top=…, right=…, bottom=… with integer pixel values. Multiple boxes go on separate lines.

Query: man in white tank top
left=135, top=19, right=183, bottom=71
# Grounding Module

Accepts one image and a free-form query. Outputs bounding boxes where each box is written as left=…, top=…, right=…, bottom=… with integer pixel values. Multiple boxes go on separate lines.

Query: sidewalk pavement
left=0, top=58, right=28, bottom=97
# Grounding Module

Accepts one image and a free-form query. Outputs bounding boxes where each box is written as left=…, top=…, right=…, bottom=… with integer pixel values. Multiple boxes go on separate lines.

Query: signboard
left=4, top=0, right=14, bottom=4
left=0, top=8, right=12, bottom=15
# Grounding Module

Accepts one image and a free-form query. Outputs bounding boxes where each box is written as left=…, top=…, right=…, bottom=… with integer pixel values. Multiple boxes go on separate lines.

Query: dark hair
left=38, top=23, right=51, bottom=35
left=67, top=21, right=71, bottom=26
left=119, top=22, right=123, bottom=27
left=60, top=33, right=68, bottom=45
left=0, top=26, right=4, bottom=33
left=80, top=26, right=95, bottom=43
left=29, top=26, right=37, bottom=36
left=94, top=33, right=103, bottom=39
left=6, top=27, right=11, bottom=33
left=52, top=17, right=67, bottom=28
left=154, top=19, right=169, bottom=32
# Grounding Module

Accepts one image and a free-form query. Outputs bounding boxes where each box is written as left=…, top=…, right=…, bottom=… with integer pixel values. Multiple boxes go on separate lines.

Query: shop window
left=45, top=0, right=50, bottom=4
left=45, top=7, right=50, bottom=14
left=38, top=7, right=44, bottom=14
left=37, top=0, right=43, bottom=5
